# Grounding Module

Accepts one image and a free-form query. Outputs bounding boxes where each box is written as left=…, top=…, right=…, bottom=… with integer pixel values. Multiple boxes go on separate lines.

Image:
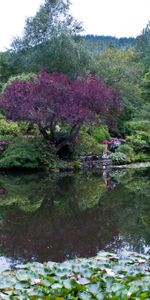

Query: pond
left=0, top=165, right=149, bottom=271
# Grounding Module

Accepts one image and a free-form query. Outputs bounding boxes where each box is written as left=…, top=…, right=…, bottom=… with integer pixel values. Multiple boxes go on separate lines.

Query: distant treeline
left=82, top=35, right=137, bottom=50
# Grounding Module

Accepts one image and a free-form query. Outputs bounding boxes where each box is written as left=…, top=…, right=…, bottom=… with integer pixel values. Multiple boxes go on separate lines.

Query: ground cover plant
left=0, top=252, right=150, bottom=299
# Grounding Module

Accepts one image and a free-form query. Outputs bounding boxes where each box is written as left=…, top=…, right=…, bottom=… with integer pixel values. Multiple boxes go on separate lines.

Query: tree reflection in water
left=0, top=167, right=149, bottom=266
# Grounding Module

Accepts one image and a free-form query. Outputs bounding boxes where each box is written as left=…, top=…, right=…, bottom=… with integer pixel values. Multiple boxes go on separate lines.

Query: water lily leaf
left=79, top=291, right=92, bottom=300
left=0, top=276, right=15, bottom=289
left=87, top=283, right=100, bottom=293
left=51, top=283, right=63, bottom=289
left=78, top=278, right=90, bottom=285
left=63, top=279, right=77, bottom=289
left=96, top=292, right=104, bottom=299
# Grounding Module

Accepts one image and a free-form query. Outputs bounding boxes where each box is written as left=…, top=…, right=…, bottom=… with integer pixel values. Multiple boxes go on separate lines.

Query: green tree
left=90, top=48, right=144, bottom=132
left=6, top=1, right=88, bottom=79
left=11, top=0, right=82, bottom=51
left=136, top=20, right=150, bottom=71
left=9, top=35, right=92, bottom=78
left=142, top=68, right=150, bottom=102
left=0, top=52, right=16, bottom=90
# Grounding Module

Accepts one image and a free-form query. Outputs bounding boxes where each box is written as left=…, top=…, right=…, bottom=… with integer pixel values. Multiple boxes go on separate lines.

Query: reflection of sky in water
left=1, top=236, right=150, bottom=270
left=0, top=256, right=38, bottom=270
left=0, top=256, right=12, bottom=272
left=104, top=235, right=150, bottom=255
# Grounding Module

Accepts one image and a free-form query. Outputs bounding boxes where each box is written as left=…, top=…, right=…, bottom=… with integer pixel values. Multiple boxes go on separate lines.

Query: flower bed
left=0, top=252, right=150, bottom=299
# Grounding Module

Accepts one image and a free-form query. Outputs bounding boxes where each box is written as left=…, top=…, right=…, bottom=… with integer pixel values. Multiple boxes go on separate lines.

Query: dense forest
left=83, top=35, right=137, bottom=50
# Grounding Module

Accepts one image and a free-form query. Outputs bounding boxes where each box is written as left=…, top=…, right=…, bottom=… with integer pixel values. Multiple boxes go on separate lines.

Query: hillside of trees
left=83, top=35, right=137, bottom=50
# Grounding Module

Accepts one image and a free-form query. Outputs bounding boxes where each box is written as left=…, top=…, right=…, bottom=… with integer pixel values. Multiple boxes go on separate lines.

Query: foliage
left=125, top=120, right=150, bottom=135
left=0, top=252, right=150, bottom=299
left=11, top=0, right=82, bottom=50
left=0, top=70, right=121, bottom=155
left=84, top=35, right=136, bottom=51
left=9, top=35, right=92, bottom=78
left=116, top=144, right=134, bottom=155
left=75, top=132, right=106, bottom=156
left=110, top=152, right=129, bottom=165
left=91, top=125, right=110, bottom=143
left=0, top=138, right=58, bottom=169
left=130, top=153, right=150, bottom=163
left=114, top=142, right=150, bottom=163
left=2, top=72, right=37, bottom=92
left=141, top=68, right=150, bottom=102
left=134, top=103, right=150, bottom=121
left=127, top=133, right=150, bottom=153
left=0, top=111, right=40, bottom=138
left=0, top=52, right=15, bottom=90
left=0, top=138, right=40, bottom=168
left=136, top=20, right=150, bottom=70
left=0, top=116, right=20, bottom=136
left=90, top=48, right=144, bottom=131
left=124, top=120, right=150, bottom=154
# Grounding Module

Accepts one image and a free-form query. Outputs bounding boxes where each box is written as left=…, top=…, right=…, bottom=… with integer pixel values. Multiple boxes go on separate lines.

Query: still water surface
left=0, top=166, right=149, bottom=270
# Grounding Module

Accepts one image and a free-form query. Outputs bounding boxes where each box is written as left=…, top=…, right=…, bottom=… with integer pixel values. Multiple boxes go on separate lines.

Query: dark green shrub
left=92, top=126, right=110, bottom=143
left=135, top=131, right=150, bottom=144
left=75, top=132, right=105, bottom=156
left=130, top=153, right=150, bottom=162
left=0, top=139, right=40, bottom=168
left=125, top=120, right=150, bottom=135
left=73, top=160, right=82, bottom=170
left=0, top=138, right=58, bottom=169
left=127, top=134, right=149, bottom=153
left=110, top=152, right=129, bottom=165
left=116, top=144, right=134, bottom=155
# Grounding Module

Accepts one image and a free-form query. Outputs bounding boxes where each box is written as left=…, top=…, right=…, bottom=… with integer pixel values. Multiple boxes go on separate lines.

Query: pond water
left=0, top=165, right=149, bottom=270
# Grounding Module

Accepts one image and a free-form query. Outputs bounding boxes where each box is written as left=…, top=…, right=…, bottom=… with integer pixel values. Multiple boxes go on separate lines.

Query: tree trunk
left=56, top=123, right=81, bottom=153
left=39, top=121, right=81, bottom=157
left=50, top=118, right=57, bottom=143
left=38, top=124, right=50, bottom=141
left=69, top=123, right=81, bottom=142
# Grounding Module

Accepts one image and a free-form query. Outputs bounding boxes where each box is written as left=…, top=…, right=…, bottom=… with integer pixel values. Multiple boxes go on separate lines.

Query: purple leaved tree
left=0, top=71, right=122, bottom=154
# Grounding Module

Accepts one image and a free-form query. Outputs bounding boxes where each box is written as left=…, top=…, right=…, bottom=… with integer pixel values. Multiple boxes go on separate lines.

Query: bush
left=75, top=132, right=105, bottom=156
left=18, top=122, right=39, bottom=135
left=124, top=120, right=150, bottom=154
left=125, top=120, right=150, bottom=135
left=127, top=135, right=149, bottom=153
left=0, top=117, right=20, bottom=136
left=0, top=112, right=40, bottom=137
left=116, top=144, right=134, bottom=155
left=0, top=138, right=58, bottom=169
left=2, top=73, right=37, bottom=92
left=92, top=126, right=110, bottom=143
left=130, top=153, right=150, bottom=163
left=110, top=152, right=129, bottom=165
left=0, top=139, right=40, bottom=168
